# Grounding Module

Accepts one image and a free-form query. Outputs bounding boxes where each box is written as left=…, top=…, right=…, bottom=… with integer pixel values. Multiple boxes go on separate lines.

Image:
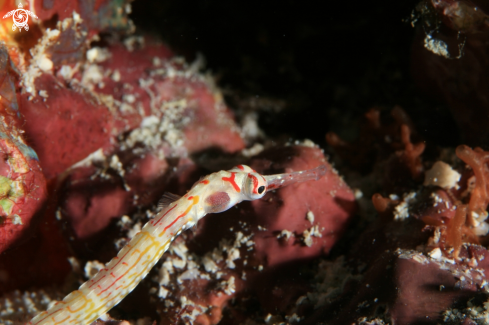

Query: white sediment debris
left=285, top=313, right=302, bottom=323
left=393, top=191, right=417, bottom=221
left=81, top=64, right=104, bottom=88
left=220, top=276, right=236, bottom=295
left=396, top=246, right=488, bottom=291
left=152, top=218, right=277, bottom=322
left=22, top=11, right=85, bottom=96
left=117, top=215, right=132, bottom=228
left=353, top=188, right=363, bottom=200
left=0, top=290, right=64, bottom=324
left=123, top=36, right=144, bottom=52
left=150, top=230, right=257, bottom=323
left=471, top=210, right=489, bottom=236
left=69, top=148, right=106, bottom=170
left=121, top=99, right=190, bottom=158
left=424, top=161, right=461, bottom=189
left=177, top=295, right=209, bottom=324
left=84, top=260, right=105, bottom=279
left=242, top=143, right=264, bottom=157
left=424, top=34, right=452, bottom=59
left=428, top=247, right=442, bottom=260
left=302, top=225, right=322, bottom=247
left=292, top=138, right=318, bottom=148
left=202, top=255, right=219, bottom=273
left=86, top=47, right=111, bottom=63
left=154, top=230, right=253, bottom=300
left=58, top=64, right=78, bottom=80
left=22, top=28, right=60, bottom=95
left=307, top=210, right=315, bottom=224
left=126, top=221, right=141, bottom=239
left=240, top=112, right=264, bottom=141
left=111, top=69, right=121, bottom=82
left=277, top=229, right=293, bottom=241
left=443, top=293, right=489, bottom=323
left=10, top=215, right=22, bottom=225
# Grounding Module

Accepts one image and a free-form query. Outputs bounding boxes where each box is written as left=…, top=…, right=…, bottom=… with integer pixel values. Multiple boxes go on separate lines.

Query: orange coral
left=456, top=145, right=489, bottom=221
left=399, top=124, right=425, bottom=180
left=441, top=145, right=489, bottom=258
left=446, top=204, right=466, bottom=258
left=326, top=106, right=425, bottom=179
left=372, top=193, right=398, bottom=219
left=420, top=145, right=489, bottom=259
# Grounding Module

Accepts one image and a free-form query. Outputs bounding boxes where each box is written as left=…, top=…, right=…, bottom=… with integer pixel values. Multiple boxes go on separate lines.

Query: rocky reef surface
left=0, top=0, right=489, bottom=324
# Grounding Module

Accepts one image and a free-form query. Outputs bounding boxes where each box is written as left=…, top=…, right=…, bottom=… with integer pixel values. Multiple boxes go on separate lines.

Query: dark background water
left=130, top=0, right=459, bottom=148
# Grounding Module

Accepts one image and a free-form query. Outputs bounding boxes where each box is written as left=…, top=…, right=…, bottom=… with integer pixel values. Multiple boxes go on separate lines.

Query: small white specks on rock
left=178, top=268, right=200, bottom=284
left=285, top=313, right=302, bottom=323
left=158, top=267, right=170, bottom=286
left=307, top=211, right=315, bottom=224
left=221, top=276, right=236, bottom=295
left=428, top=247, right=442, bottom=260
left=123, top=94, right=136, bottom=104
left=202, top=255, right=218, bottom=273
left=126, top=221, right=141, bottom=239
left=242, top=143, right=265, bottom=157
left=424, top=34, right=451, bottom=58
left=277, top=229, right=293, bottom=241
left=302, top=225, right=322, bottom=247
left=124, top=36, right=144, bottom=52
left=293, top=139, right=317, bottom=148
left=170, top=241, right=188, bottom=261
left=11, top=214, right=23, bottom=225
left=393, top=192, right=417, bottom=221
left=153, top=57, right=162, bottom=67
left=70, top=148, right=106, bottom=170
left=118, top=215, right=132, bottom=228
left=111, top=69, right=121, bottom=82
left=0, top=289, right=65, bottom=323
left=86, top=47, right=111, bottom=63
left=471, top=210, right=489, bottom=236
left=389, top=194, right=400, bottom=201
left=226, top=247, right=240, bottom=269
left=81, top=64, right=104, bottom=87
left=37, top=54, right=53, bottom=72
left=172, top=257, right=186, bottom=269
left=353, top=188, right=363, bottom=200
left=72, top=11, right=82, bottom=24
left=158, top=286, right=169, bottom=299
left=58, top=65, right=76, bottom=80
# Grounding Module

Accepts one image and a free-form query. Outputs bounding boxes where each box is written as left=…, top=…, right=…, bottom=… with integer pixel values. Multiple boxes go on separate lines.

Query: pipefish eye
left=245, top=173, right=267, bottom=200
